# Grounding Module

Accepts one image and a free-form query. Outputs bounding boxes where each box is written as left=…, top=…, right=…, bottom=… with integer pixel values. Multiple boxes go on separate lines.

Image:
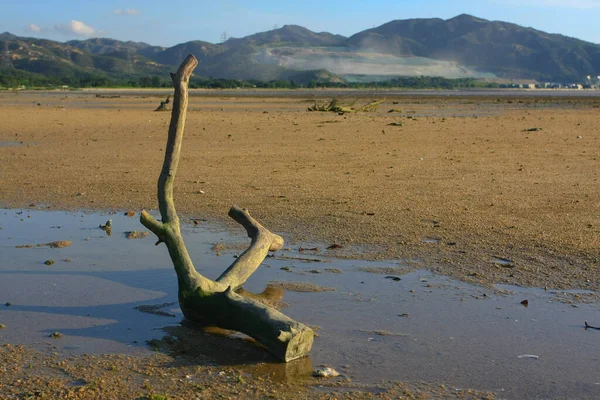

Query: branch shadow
left=0, top=269, right=311, bottom=376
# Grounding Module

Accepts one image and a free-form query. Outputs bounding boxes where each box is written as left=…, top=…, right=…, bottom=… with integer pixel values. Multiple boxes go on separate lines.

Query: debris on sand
left=99, top=220, right=112, bottom=236
left=307, top=98, right=385, bottom=114
left=326, top=243, right=343, bottom=250
left=95, top=94, right=120, bottom=99
left=154, top=95, right=171, bottom=112
left=359, top=266, right=411, bottom=275
left=48, top=241, right=71, bottom=248
left=0, top=324, right=5, bottom=330
left=313, top=367, right=340, bottom=378
left=124, top=211, right=135, bottom=217
left=492, top=256, right=514, bottom=268
left=517, top=354, right=539, bottom=359
left=299, top=247, right=319, bottom=252
left=125, top=231, right=150, bottom=239
left=44, top=260, right=55, bottom=266
left=134, top=302, right=178, bottom=317
left=99, top=220, right=112, bottom=229
left=360, top=329, right=408, bottom=337
left=212, top=243, right=226, bottom=254
left=48, top=332, right=63, bottom=339
left=385, top=276, right=402, bottom=282
left=324, top=268, right=343, bottom=274
left=268, top=281, right=335, bottom=293
left=584, top=321, right=600, bottom=330
left=270, top=255, right=321, bottom=263
left=16, top=240, right=72, bottom=249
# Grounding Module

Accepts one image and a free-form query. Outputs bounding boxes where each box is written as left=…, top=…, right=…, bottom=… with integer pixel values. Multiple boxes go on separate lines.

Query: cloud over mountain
left=25, top=24, right=41, bottom=33
left=3, top=14, right=600, bottom=84
left=55, top=20, right=96, bottom=37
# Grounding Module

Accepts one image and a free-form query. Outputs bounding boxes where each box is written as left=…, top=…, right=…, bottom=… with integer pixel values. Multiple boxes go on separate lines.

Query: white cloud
left=55, top=20, right=96, bottom=37
left=25, top=24, right=41, bottom=33
left=114, top=8, right=141, bottom=16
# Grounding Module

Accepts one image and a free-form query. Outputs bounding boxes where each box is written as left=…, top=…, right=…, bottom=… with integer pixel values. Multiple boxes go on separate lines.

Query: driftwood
left=307, top=98, right=385, bottom=114
left=140, top=54, right=314, bottom=362
left=585, top=321, right=600, bottom=330
left=154, top=95, right=171, bottom=111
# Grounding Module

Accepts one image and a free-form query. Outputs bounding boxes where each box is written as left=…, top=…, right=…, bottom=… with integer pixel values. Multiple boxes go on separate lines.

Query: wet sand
left=2, top=209, right=599, bottom=399
left=2, top=90, right=600, bottom=399
left=1, top=91, right=599, bottom=291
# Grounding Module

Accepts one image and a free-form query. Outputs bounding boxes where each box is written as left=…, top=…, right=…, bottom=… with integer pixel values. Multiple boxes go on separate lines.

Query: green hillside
left=1, top=14, right=599, bottom=87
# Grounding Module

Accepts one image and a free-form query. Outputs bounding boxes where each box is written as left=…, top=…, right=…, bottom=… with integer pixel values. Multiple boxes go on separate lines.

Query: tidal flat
left=1, top=91, right=599, bottom=398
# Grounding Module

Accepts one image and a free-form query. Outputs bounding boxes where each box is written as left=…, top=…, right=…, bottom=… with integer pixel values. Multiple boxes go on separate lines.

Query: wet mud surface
left=2, top=91, right=600, bottom=398
left=2, top=91, right=600, bottom=293
left=1, top=209, right=599, bottom=399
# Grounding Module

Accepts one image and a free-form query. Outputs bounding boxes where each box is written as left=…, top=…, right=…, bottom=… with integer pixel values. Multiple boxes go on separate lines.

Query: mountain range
left=1, top=14, right=599, bottom=86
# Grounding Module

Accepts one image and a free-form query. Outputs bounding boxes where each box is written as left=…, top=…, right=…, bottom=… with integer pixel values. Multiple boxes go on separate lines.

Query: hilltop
left=1, top=14, right=599, bottom=87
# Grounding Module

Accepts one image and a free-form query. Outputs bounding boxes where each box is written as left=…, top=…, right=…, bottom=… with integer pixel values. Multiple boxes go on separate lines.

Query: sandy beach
left=2, top=91, right=599, bottom=290
left=1, top=90, right=600, bottom=399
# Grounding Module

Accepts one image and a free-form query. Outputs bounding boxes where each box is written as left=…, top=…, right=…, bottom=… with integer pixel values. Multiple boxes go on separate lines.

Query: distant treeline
left=191, top=76, right=501, bottom=89
left=0, top=69, right=500, bottom=90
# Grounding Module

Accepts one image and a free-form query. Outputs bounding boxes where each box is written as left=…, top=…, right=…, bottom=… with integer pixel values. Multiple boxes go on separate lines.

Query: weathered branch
left=140, top=54, right=216, bottom=293
left=160, top=55, right=197, bottom=225
left=181, top=287, right=314, bottom=362
left=585, top=321, right=600, bottom=330
left=140, top=210, right=166, bottom=239
left=307, top=98, right=385, bottom=114
left=139, top=54, right=314, bottom=362
left=216, top=206, right=284, bottom=290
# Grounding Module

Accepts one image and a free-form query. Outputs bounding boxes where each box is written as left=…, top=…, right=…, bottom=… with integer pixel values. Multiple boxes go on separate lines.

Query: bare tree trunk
left=140, top=54, right=314, bottom=362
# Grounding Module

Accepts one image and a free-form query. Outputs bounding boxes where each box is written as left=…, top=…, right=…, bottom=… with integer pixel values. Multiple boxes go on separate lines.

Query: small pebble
left=313, top=367, right=340, bottom=378
left=517, top=354, right=539, bottom=359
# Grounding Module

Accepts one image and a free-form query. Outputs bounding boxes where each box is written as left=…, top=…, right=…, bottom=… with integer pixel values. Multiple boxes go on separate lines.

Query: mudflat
left=1, top=90, right=599, bottom=291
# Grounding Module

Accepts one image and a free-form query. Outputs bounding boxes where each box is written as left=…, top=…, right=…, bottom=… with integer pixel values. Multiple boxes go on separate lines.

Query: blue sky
left=3, top=0, right=600, bottom=46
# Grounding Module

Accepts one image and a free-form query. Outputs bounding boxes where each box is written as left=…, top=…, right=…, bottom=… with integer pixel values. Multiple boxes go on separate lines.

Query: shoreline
left=5, top=87, right=600, bottom=99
